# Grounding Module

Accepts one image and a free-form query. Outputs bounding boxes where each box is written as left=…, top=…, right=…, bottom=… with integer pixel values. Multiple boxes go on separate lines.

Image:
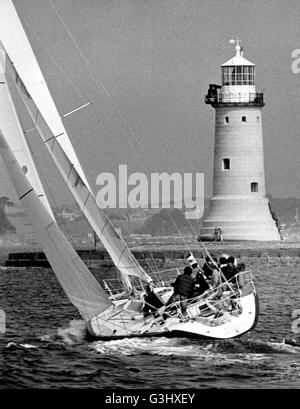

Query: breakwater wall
left=4, top=241, right=300, bottom=268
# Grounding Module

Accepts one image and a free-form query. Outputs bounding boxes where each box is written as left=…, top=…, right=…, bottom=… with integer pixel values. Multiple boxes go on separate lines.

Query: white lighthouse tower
left=200, top=40, right=281, bottom=241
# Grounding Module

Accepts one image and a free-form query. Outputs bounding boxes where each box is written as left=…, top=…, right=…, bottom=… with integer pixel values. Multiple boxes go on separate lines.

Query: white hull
left=87, top=292, right=259, bottom=341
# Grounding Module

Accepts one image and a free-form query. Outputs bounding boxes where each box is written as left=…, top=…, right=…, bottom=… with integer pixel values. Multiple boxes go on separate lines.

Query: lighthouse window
left=251, top=182, right=258, bottom=192
left=225, top=116, right=229, bottom=123
left=223, top=158, right=230, bottom=170
left=222, top=66, right=255, bottom=86
left=242, top=116, right=247, bottom=122
left=257, top=116, right=260, bottom=122
left=248, top=66, right=255, bottom=85
left=242, top=66, right=248, bottom=83
left=236, top=66, right=242, bottom=85
left=231, top=67, right=236, bottom=85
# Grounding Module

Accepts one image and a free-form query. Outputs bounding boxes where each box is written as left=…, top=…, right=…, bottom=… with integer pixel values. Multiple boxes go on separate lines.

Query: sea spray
left=57, top=320, right=87, bottom=345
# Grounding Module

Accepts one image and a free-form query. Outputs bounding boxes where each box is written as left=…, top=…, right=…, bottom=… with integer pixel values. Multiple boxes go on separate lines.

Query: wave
left=5, top=342, right=38, bottom=349
left=91, top=335, right=300, bottom=359
left=4, top=317, right=299, bottom=360
left=266, top=340, right=300, bottom=354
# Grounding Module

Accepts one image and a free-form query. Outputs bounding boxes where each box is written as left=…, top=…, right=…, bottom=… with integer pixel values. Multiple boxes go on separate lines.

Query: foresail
left=0, top=0, right=91, bottom=192
left=0, top=129, right=112, bottom=322
left=3, top=46, right=152, bottom=287
left=0, top=47, right=53, bottom=216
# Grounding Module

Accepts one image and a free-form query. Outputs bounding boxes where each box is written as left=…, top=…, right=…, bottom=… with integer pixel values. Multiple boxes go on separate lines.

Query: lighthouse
left=200, top=40, right=281, bottom=241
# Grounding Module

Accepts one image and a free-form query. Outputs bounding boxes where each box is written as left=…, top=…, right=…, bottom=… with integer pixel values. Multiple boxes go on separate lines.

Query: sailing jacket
left=173, top=273, right=195, bottom=298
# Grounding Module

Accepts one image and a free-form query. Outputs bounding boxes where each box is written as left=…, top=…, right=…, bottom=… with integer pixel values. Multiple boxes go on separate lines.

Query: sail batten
left=0, top=129, right=112, bottom=322
left=3, top=45, right=152, bottom=287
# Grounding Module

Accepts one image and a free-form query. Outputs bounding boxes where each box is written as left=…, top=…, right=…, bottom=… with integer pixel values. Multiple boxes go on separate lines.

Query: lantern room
left=205, top=41, right=263, bottom=106
left=221, top=41, right=256, bottom=99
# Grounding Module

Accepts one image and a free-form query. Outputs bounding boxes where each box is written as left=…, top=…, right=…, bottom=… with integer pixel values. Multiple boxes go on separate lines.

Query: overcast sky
left=1, top=0, right=300, bottom=204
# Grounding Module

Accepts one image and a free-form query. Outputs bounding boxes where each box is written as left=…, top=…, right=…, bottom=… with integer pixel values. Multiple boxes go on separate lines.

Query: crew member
left=169, top=266, right=195, bottom=315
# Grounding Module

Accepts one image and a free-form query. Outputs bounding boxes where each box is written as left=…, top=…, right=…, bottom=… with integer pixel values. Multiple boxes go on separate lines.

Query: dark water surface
left=0, top=257, right=299, bottom=389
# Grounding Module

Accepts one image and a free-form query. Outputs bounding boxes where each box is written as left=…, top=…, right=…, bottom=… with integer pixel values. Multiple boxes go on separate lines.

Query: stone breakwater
left=131, top=241, right=300, bottom=258
left=2, top=240, right=300, bottom=268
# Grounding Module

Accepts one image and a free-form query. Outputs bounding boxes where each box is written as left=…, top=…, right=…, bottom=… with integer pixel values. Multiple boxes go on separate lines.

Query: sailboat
left=0, top=0, right=259, bottom=340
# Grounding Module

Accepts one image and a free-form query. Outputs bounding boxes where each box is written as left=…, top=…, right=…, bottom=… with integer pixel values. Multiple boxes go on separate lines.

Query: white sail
left=3, top=45, right=152, bottom=287
left=0, top=128, right=112, bottom=322
left=0, top=0, right=91, bottom=191
left=0, top=48, right=53, bottom=216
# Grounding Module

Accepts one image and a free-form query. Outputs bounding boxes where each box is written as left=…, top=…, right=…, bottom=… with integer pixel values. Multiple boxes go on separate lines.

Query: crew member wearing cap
left=186, top=252, right=214, bottom=296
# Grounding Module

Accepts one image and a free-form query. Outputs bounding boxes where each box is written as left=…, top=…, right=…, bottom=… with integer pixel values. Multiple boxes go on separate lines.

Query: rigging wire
left=23, top=20, right=179, bottom=253
left=11, top=55, right=93, bottom=251
left=24, top=131, right=82, bottom=251
left=47, top=0, right=153, bottom=171
left=30, top=2, right=218, bottom=270
left=40, top=12, right=201, bottom=254
left=18, top=19, right=150, bottom=276
left=46, top=1, right=197, bottom=247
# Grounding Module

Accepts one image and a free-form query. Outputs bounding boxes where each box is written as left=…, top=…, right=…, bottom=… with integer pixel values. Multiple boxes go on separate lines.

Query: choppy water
left=0, top=257, right=299, bottom=389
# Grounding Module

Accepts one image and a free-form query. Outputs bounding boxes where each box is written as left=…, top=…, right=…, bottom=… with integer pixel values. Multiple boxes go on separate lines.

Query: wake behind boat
left=0, top=0, right=259, bottom=341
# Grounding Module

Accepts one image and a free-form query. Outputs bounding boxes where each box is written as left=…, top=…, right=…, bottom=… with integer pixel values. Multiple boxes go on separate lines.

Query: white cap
left=186, top=252, right=198, bottom=268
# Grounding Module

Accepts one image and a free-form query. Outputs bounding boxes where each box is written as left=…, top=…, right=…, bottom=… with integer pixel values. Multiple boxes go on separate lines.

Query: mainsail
left=0, top=129, right=112, bottom=322
left=0, top=0, right=91, bottom=191
left=2, top=45, right=152, bottom=289
left=0, top=47, right=52, bottom=216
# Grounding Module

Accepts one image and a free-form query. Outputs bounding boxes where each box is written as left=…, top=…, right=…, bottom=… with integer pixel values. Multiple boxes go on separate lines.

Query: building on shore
left=200, top=40, right=281, bottom=241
